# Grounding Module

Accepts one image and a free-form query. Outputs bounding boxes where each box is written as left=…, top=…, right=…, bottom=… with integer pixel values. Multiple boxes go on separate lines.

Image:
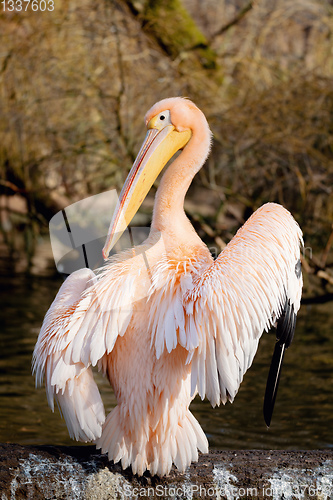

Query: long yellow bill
left=103, top=115, right=191, bottom=258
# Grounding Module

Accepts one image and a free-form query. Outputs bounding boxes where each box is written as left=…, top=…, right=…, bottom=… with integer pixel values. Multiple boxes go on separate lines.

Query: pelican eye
left=160, top=115, right=165, bottom=121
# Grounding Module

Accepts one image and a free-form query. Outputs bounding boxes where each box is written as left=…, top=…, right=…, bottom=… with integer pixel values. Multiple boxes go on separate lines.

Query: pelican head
left=102, top=98, right=204, bottom=258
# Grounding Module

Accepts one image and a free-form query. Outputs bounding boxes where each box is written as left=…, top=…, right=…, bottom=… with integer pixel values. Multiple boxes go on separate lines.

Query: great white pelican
left=33, top=97, right=303, bottom=476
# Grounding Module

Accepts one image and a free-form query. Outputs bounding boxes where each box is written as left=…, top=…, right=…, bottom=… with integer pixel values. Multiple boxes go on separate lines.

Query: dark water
left=0, top=256, right=332, bottom=451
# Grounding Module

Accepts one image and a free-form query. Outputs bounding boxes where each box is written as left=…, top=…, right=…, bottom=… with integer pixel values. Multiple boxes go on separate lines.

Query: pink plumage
left=33, top=98, right=303, bottom=476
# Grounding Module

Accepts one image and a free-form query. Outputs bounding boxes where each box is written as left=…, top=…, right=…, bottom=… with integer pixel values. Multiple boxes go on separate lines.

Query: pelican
left=33, top=97, right=303, bottom=476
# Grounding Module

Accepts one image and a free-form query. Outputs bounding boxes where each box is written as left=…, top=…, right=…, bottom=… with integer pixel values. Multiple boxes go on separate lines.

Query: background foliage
left=0, top=0, right=332, bottom=297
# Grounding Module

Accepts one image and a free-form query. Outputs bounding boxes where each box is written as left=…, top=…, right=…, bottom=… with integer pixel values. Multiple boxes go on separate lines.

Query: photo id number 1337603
left=1, top=0, right=54, bottom=11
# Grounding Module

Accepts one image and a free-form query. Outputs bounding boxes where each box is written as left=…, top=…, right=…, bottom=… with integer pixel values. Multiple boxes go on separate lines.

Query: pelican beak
left=102, top=114, right=191, bottom=258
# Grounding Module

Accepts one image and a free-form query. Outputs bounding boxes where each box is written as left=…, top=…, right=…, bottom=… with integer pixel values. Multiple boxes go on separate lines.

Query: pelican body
left=33, top=98, right=303, bottom=476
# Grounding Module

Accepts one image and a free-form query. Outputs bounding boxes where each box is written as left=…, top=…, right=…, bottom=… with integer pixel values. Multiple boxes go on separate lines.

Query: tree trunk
left=123, top=0, right=218, bottom=70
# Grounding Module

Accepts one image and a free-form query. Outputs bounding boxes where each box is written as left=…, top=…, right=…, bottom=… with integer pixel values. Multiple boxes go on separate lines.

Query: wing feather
left=33, top=246, right=150, bottom=442
left=184, top=203, right=303, bottom=407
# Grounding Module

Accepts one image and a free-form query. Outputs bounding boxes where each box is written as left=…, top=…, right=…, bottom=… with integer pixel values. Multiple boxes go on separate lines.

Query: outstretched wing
left=32, top=268, right=105, bottom=441
left=32, top=246, right=149, bottom=442
left=184, top=203, right=303, bottom=412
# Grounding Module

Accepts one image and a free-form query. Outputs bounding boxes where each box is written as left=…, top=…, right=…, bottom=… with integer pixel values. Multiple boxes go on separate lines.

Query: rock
left=0, top=444, right=332, bottom=499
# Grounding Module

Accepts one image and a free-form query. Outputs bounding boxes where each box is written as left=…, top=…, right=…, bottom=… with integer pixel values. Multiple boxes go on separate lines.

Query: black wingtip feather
left=263, top=298, right=297, bottom=427
left=263, top=343, right=285, bottom=427
left=276, top=299, right=296, bottom=348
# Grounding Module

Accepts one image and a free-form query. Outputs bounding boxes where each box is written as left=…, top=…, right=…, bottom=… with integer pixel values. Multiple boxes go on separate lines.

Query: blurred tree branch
left=209, top=1, right=253, bottom=41
left=0, top=52, right=12, bottom=74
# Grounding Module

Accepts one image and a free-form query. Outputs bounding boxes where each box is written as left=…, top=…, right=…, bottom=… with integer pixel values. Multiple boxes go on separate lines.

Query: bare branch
left=209, top=1, right=253, bottom=40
